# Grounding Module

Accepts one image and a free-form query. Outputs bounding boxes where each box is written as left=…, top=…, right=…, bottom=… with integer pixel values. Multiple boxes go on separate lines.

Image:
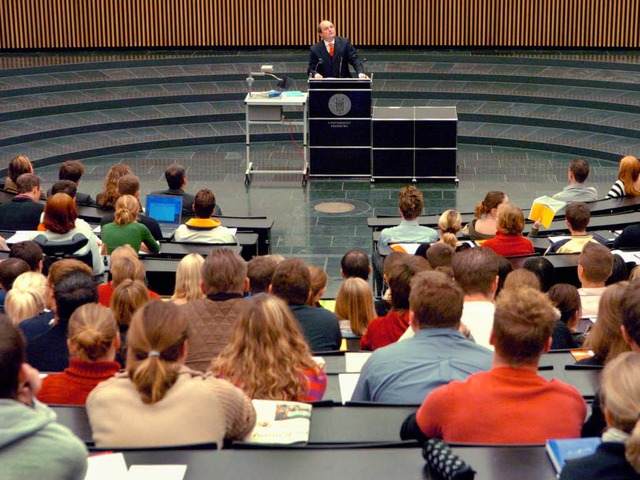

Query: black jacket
left=308, top=36, right=364, bottom=78
left=560, top=442, right=640, bottom=480
left=0, top=196, right=44, bottom=230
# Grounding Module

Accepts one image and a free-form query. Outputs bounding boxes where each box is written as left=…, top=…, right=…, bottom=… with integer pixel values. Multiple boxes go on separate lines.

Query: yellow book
left=529, top=196, right=566, bottom=229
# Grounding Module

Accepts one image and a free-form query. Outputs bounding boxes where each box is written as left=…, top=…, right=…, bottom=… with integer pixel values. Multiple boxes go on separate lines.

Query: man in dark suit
left=50, top=160, right=94, bottom=206
left=150, top=163, right=221, bottom=218
left=308, top=20, right=368, bottom=79
left=0, top=173, right=44, bottom=231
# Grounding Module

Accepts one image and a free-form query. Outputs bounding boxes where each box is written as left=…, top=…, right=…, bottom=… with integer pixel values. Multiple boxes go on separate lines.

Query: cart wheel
left=370, top=177, right=375, bottom=183
left=455, top=178, right=460, bottom=188
left=411, top=178, right=417, bottom=184
left=244, top=175, right=251, bottom=186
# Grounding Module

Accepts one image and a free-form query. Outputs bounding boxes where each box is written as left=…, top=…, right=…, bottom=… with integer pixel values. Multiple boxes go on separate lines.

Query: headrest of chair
left=32, top=233, right=89, bottom=255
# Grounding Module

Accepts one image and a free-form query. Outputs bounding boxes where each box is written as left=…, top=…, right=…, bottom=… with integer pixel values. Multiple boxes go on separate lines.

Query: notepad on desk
left=546, top=437, right=601, bottom=473
left=244, top=399, right=312, bottom=445
left=283, top=90, right=304, bottom=97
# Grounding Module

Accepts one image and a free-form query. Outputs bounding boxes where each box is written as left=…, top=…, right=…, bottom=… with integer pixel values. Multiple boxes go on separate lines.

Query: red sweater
left=417, top=367, right=586, bottom=444
left=98, top=281, right=161, bottom=307
left=482, top=231, right=534, bottom=257
left=360, top=310, right=410, bottom=351
left=37, top=358, right=121, bottom=405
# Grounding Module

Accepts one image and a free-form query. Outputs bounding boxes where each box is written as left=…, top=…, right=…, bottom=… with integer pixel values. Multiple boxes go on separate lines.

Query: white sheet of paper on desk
left=84, top=453, right=128, bottom=480
left=5, top=231, right=38, bottom=244
left=127, top=465, right=187, bottom=480
left=283, top=90, right=304, bottom=97
left=338, top=373, right=360, bottom=404
left=611, top=249, right=640, bottom=264
left=345, top=351, right=371, bottom=372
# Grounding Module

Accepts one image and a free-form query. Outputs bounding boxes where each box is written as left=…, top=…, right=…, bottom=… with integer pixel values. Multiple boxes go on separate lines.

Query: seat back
left=33, top=233, right=93, bottom=270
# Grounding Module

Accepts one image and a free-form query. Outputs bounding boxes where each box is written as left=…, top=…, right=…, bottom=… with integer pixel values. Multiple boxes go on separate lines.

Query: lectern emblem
left=328, top=94, right=352, bottom=116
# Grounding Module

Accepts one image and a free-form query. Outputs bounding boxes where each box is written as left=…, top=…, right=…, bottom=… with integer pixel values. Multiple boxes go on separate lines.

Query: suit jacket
left=308, top=37, right=364, bottom=78
left=149, top=188, right=222, bottom=218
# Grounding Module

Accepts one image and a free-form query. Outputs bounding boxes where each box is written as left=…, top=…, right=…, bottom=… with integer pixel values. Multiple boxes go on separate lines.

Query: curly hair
left=210, top=294, right=322, bottom=400
left=96, top=164, right=132, bottom=209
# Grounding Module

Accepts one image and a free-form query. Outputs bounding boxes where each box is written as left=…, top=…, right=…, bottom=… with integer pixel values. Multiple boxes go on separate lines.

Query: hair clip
left=147, top=350, right=161, bottom=358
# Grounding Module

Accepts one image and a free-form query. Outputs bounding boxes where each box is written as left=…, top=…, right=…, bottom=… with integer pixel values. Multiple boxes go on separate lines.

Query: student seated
left=606, top=155, right=640, bottom=199
left=482, top=203, right=534, bottom=257
left=173, top=189, right=236, bottom=244
left=87, top=300, right=255, bottom=448
left=0, top=316, right=87, bottom=479
left=246, top=255, right=278, bottom=295
left=352, top=271, right=492, bottom=405
left=464, top=190, right=508, bottom=240
left=97, top=244, right=160, bottom=307
left=31, top=193, right=105, bottom=275
left=101, top=195, right=160, bottom=255
left=151, top=164, right=222, bottom=217
left=360, top=255, right=429, bottom=351
left=335, top=277, right=376, bottom=337
left=578, top=242, right=614, bottom=318
left=36, top=304, right=121, bottom=405
left=0, top=174, right=45, bottom=231
left=49, top=160, right=94, bottom=206
left=95, top=164, right=132, bottom=211
left=372, top=186, right=438, bottom=292
left=270, top=259, right=341, bottom=352
left=401, top=286, right=586, bottom=444
left=561, top=352, right=640, bottom=480
left=578, top=282, right=630, bottom=367
left=546, top=202, right=608, bottom=254
left=547, top=283, right=582, bottom=350
left=3, top=155, right=45, bottom=200
left=170, top=253, right=205, bottom=305
left=211, top=294, right=326, bottom=402
left=552, top=159, right=598, bottom=203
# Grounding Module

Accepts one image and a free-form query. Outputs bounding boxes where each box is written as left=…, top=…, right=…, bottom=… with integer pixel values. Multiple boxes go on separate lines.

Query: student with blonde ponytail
left=100, top=194, right=159, bottom=254
left=37, top=304, right=121, bottom=405
left=437, top=209, right=462, bottom=248
left=87, top=299, right=255, bottom=448
left=561, top=352, right=640, bottom=479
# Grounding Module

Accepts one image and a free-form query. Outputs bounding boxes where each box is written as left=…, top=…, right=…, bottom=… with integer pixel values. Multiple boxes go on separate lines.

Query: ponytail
left=68, top=304, right=118, bottom=362
left=113, top=195, right=139, bottom=226
left=474, top=191, right=506, bottom=219
left=126, top=300, right=189, bottom=404
left=130, top=353, right=180, bottom=404
left=473, top=201, right=487, bottom=219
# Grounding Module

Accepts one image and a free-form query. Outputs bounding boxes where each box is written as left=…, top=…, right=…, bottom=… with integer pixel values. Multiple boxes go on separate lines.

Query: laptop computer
left=145, top=195, right=183, bottom=240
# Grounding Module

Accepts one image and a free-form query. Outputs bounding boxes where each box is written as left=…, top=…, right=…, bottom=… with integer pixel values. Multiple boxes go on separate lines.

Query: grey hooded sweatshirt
left=0, top=398, right=87, bottom=479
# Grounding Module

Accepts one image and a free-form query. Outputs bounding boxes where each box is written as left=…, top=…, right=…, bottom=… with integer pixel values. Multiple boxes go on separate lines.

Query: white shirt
left=460, top=301, right=495, bottom=351
left=578, top=287, right=606, bottom=319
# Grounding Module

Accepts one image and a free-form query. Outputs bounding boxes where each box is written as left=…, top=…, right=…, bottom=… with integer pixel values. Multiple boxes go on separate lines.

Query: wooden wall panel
left=1, top=0, right=638, bottom=49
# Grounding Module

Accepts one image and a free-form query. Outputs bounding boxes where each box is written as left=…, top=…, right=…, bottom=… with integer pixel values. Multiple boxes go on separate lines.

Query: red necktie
left=329, top=43, right=334, bottom=57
